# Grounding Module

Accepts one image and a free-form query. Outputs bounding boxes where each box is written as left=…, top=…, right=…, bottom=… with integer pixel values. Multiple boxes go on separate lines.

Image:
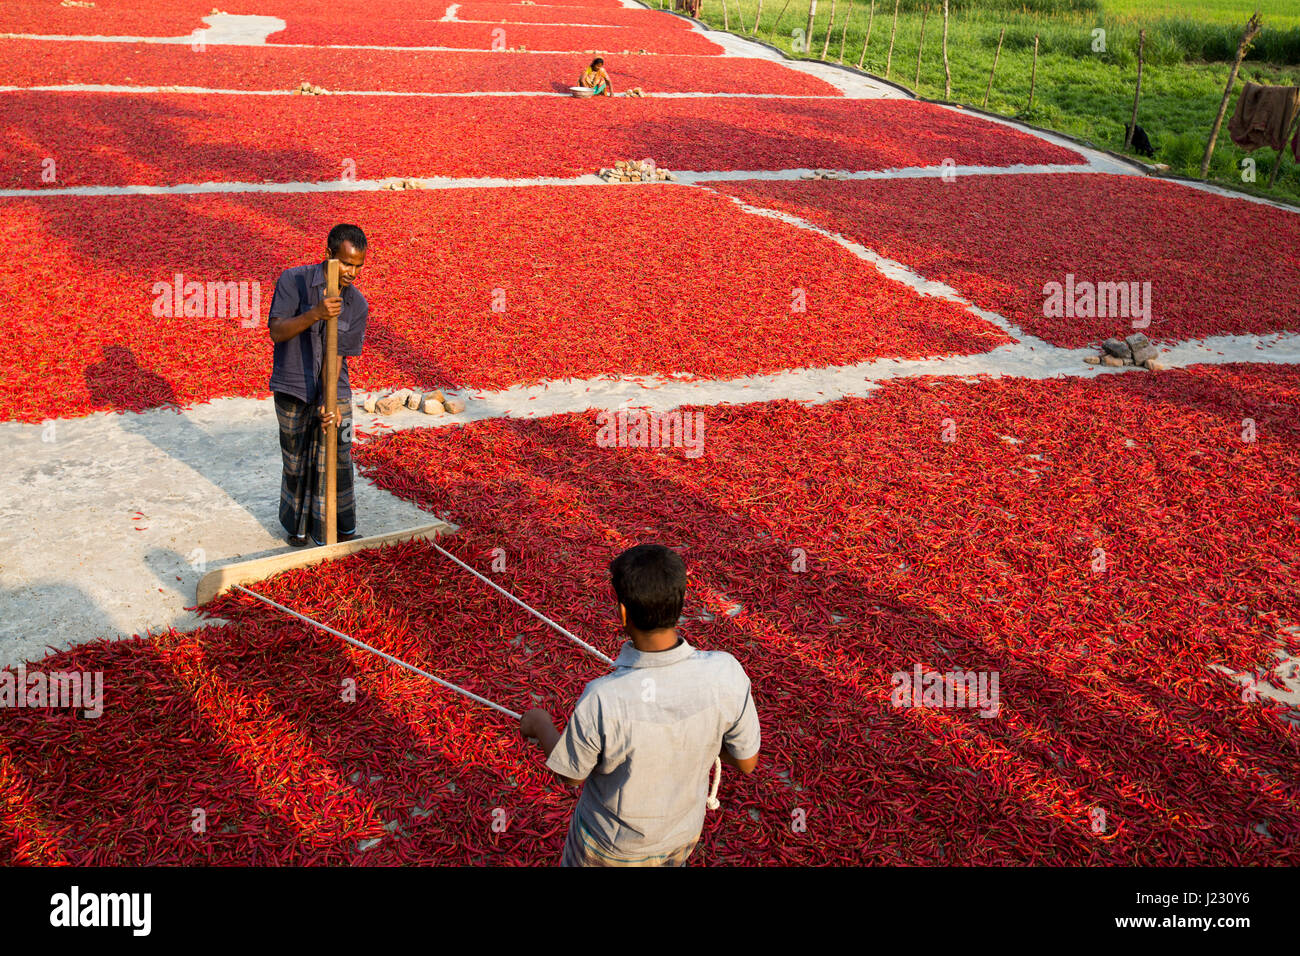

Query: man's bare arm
left=520, top=709, right=584, bottom=787
left=268, top=295, right=340, bottom=344
left=720, top=744, right=758, bottom=775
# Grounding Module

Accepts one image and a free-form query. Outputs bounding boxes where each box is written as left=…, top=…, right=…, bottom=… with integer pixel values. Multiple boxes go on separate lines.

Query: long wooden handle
left=323, top=258, right=340, bottom=546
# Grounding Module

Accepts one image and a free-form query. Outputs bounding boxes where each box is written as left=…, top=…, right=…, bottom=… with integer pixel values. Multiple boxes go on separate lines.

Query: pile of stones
left=360, top=389, right=466, bottom=416
left=598, top=159, right=673, bottom=183
left=1082, top=332, right=1166, bottom=371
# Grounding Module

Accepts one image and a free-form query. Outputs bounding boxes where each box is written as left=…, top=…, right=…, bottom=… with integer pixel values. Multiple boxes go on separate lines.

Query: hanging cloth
left=1228, top=82, right=1300, bottom=152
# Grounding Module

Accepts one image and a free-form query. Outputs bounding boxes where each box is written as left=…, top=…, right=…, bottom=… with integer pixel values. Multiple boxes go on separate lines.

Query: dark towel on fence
left=275, top=391, right=356, bottom=545
left=1228, top=83, right=1300, bottom=152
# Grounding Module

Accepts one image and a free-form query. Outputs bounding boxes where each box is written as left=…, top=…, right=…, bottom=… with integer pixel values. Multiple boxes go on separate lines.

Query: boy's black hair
left=590, top=57, right=604, bottom=69
left=610, top=544, right=686, bottom=632
left=327, top=223, right=368, bottom=255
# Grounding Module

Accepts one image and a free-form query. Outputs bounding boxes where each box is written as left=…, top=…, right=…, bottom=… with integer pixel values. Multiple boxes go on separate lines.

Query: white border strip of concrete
left=0, top=163, right=1111, bottom=200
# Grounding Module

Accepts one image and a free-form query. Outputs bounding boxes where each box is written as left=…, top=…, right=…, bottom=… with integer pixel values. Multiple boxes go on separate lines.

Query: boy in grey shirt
left=520, top=544, right=761, bottom=866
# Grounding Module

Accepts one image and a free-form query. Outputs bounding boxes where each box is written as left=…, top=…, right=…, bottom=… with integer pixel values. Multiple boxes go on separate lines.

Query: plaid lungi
left=559, top=810, right=698, bottom=867
left=275, top=391, right=356, bottom=545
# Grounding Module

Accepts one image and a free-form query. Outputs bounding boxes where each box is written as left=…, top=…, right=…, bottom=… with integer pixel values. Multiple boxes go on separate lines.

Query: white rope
left=232, top=584, right=522, bottom=720
left=706, top=757, right=722, bottom=811
left=430, top=541, right=616, bottom=666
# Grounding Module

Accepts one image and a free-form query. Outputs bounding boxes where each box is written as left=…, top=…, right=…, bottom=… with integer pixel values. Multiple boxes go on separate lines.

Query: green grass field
left=683, top=0, right=1300, bottom=203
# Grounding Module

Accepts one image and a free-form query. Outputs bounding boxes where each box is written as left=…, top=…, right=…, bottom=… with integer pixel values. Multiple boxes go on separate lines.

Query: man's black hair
left=327, top=223, right=368, bottom=255
left=610, top=544, right=687, bottom=632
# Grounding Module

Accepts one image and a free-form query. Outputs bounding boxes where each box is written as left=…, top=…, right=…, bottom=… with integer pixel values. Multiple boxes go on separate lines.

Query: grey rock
left=1102, top=338, right=1132, bottom=360
left=1126, top=333, right=1157, bottom=365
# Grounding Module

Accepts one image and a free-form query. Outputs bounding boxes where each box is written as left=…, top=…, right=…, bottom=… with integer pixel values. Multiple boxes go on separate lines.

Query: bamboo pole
left=941, top=0, right=951, bottom=100
left=884, top=0, right=898, bottom=78
left=323, top=258, right=340, bottom=547
left=805, top=0, right=818, bottom=54
left=982, top=26, right=1004, bottom=109
left=838, top=0, right=853, bottom=62
left=1125, top=29, right=1146, bottom=149
left=1201, top=13, right=1263, bottom=179
left=821, top=0, right=837, bottom=59
left=914, top=4, right=929, bottom=90
left=722, top=0, right=729, bottom=31
left=769, top=0, right=794, bottom=40
left=857, top=0, right=875, bottom=69
left=753, top=0, right=764, bottom=34
left=735, top=0, right=747, bottom=33
left=1027, top=33, right=1039, bottom=110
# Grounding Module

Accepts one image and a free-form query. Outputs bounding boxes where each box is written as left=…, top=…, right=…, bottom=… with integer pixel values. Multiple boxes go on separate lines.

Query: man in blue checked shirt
left=266, top=224, right=369, bottom=547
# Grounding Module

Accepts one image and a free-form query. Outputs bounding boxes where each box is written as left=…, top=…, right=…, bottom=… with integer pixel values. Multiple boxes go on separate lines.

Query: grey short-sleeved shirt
left=267, top=261, right=368, bottom=406
left=546, top=638, right=760, bottom=860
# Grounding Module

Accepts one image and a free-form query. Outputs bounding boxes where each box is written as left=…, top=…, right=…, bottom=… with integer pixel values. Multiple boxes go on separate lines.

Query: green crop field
left=1106, top=1, right=1300, bottom=30
left=683, top=0, right=1300, bottom=204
